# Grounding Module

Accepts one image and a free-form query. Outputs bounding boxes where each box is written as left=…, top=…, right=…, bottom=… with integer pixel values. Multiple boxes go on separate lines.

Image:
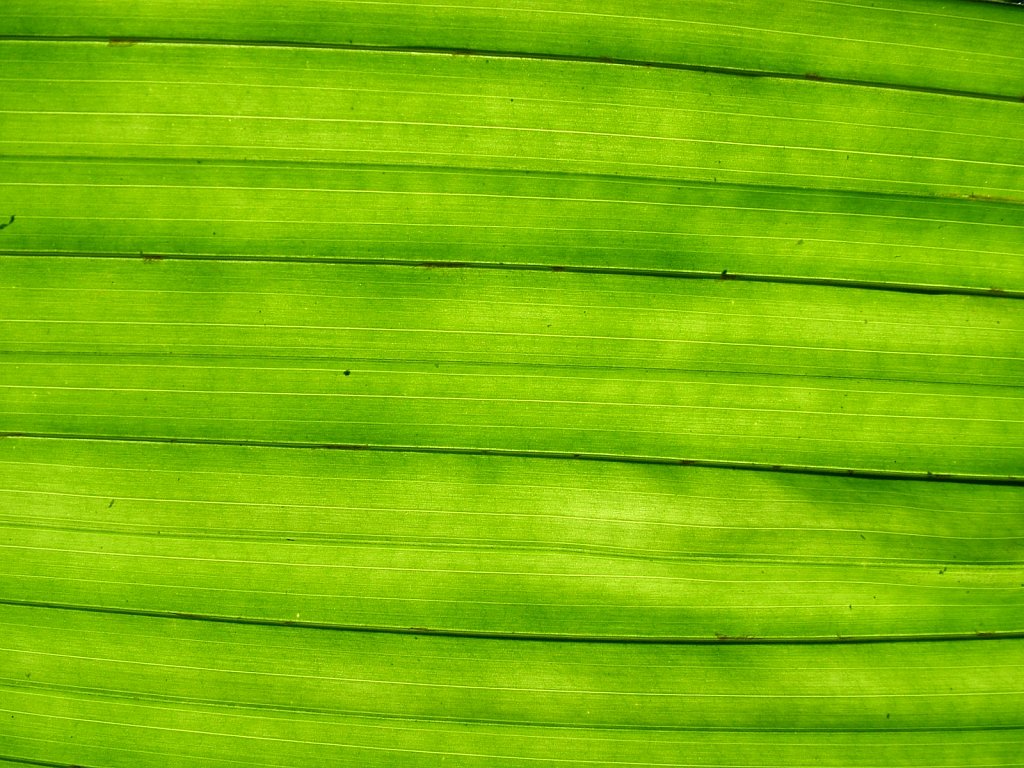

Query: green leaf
left=2, top=39, right=1021, bottom=291
left=1, top=2, right=1022, bottom=767
left=1, top=40, right=1021, bottom=201
left=3, top=257, right=1022, bottom=476
left=2, top=436, right=1022, bottom=640
left=4, top=0, right=1023, bottom=96
left=3, top=157, right=1023, bottom=292
left=3, top=603, right=1024, bottom=767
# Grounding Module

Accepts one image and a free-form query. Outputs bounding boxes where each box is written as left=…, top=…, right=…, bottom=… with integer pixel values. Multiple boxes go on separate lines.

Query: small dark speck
left=939, top=566, right=947, bottom=574
left=343, top=369, right=351, bottom=376
left=859, top=534, right=866, bottom=540
left=796, top=239, right=803, bottom=246
left=886, top=713, right=890, bottom=719
left=0, top=214, right=15, bottom=231
left=108, top=499, right=115, bottom=508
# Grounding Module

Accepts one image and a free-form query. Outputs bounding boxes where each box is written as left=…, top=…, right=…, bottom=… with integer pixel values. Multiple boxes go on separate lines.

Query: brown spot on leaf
left=419, top=261, right=464, bottom=269
left=966, top=192, right=1023, bottom=205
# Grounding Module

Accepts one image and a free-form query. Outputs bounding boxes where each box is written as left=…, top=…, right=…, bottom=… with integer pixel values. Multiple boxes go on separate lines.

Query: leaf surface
left=2, top=604, right=1024, bottom=767
left=3, top=0, right=1023, bottom=96
left=2, top=437, right=1021, bottom=639
left=1, top=2, right=1022, bottom=767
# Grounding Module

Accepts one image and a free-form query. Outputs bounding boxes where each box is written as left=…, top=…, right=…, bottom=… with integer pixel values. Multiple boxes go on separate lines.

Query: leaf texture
left=1, top=437, right=1021, bottom=640
left=0, top=41, right=1021, bottom=201
left=4, top=603, right=1023, bottom=767
left=2, top=257, right=1022, bottom=477
left=2, top=158, right=1022, bottom=292
left=3, top=0, right=1023, bottom=96
left=0, top=1, right=1022, bottom=767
